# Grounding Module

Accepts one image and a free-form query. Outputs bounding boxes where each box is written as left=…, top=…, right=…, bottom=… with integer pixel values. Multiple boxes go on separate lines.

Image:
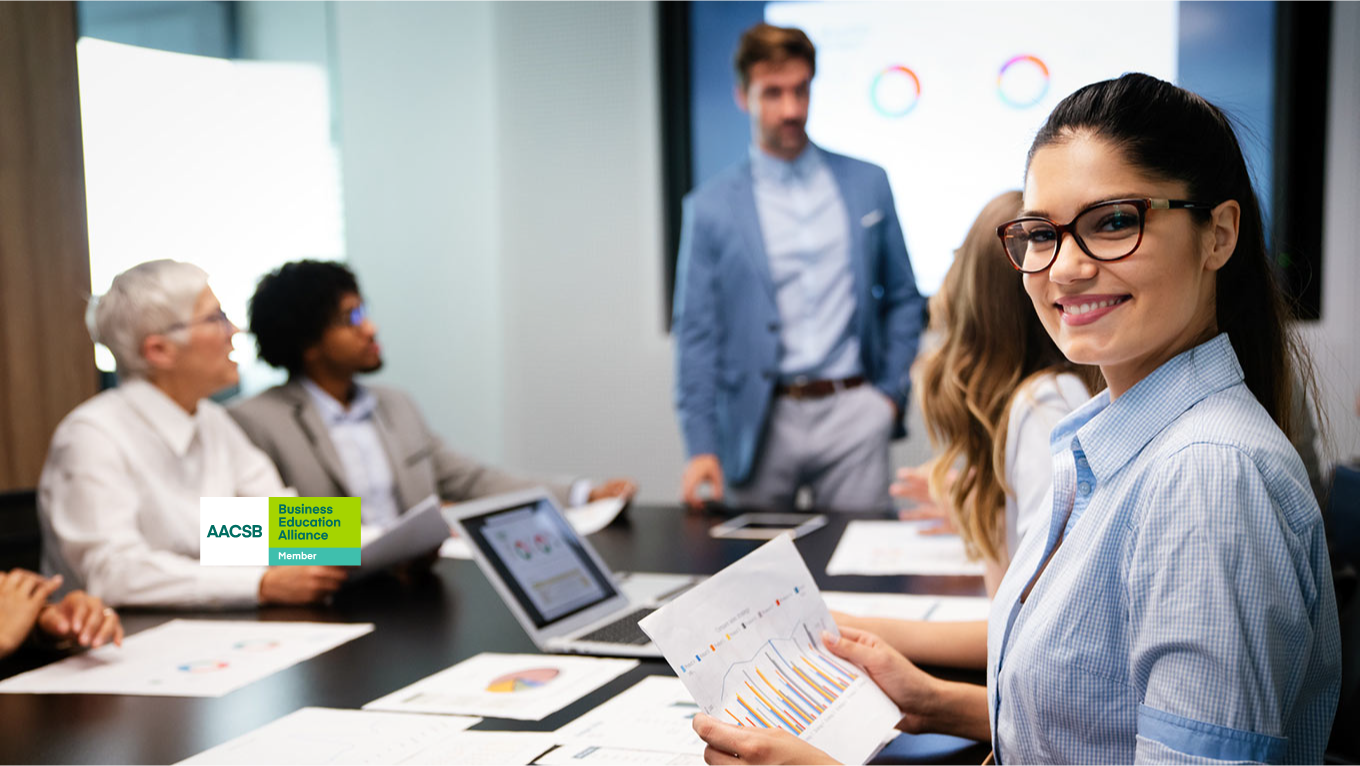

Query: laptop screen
left=460, top=497, right=621, bottom=628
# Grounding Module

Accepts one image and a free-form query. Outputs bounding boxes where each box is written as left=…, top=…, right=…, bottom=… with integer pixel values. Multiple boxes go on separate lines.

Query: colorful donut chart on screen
left=997, top=55, right=1051, bottom=108
left=870, top=65, right=922, bottom=117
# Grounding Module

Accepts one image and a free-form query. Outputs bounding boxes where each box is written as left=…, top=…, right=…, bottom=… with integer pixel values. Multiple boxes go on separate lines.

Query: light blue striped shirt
left=301, top=378, right=400, bottom=528
left=749, top=144, right=861, bottom=382
left=986, top=333, right=1340, bottom=764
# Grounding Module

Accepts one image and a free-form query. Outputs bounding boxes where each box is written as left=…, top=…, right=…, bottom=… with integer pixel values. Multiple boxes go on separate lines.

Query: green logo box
left=268, top=497, right=360, bottom=566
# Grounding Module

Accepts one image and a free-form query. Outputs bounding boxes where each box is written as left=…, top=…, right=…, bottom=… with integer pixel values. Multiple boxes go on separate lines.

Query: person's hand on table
left=0, top=570, right=63, bottom=658
left=824, top=626, right=941, bottom=734
left=682, top=454, right=725, bottom=511
left=692, top=712, right=839, bottom=765
left=259, top=566, right=348, bottom=605
left=36, top=589, right=123, bottom=649
left=589, top=478, right=637, bottom=503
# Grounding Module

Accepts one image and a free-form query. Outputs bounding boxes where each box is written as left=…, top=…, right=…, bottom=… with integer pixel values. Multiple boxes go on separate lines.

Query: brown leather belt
left=774, top=375, right=866, bottom=399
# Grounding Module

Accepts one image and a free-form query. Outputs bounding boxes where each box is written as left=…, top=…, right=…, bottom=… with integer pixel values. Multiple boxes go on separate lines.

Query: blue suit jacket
left=673, top=150, right=925, bottom=486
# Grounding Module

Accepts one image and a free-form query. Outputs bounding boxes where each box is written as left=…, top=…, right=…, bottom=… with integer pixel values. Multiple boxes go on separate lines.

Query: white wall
left=493, top=3, right=686, bottom=499
left=332, top=2, right=507, bottom=467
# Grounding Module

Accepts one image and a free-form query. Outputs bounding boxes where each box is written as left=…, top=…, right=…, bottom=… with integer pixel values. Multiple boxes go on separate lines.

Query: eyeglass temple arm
left=1152, top=199, right=1218, bottom=210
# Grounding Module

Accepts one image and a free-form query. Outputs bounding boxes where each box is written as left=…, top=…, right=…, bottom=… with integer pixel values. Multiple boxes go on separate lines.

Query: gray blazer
left=229, top=381, right=571, bottom=514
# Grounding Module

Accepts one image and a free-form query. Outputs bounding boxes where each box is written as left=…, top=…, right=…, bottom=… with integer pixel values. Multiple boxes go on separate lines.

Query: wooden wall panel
left=0, top=1, right=98, bottom=491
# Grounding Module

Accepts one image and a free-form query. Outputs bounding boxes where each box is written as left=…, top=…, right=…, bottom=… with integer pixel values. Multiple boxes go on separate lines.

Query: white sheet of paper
left=824, top=520, right=986, bottom=576
left=537, top=745, right=705, bottom=765
left=179, top=707, right=486, bottom=764
left=357, top=496, right=449, bottom=576
left=438, top=535, right=472, bottom=560
left=363, top=653, right=637, bottom=721
left=822, top=592, right=991, bottom=623
left=638, top=536, right=901, bottom=766
left=0, top=620, right=373, bottom=697
left=564, top=497, right=627, bottom=536
left=423, top=731, right=558, bottom=765
left=552, top=675, right=704, bottom=754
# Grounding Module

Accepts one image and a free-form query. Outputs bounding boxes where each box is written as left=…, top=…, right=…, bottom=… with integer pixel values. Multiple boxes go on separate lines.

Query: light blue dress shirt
left=986, top=334, right=1340, bottom=764
left=302, top=378, right=400, bottom=528
left=749, top=144, right=861, bottom=382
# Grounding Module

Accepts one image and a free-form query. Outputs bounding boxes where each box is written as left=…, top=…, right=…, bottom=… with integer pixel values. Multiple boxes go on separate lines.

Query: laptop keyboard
left=576, top=607, right=656, bottom=646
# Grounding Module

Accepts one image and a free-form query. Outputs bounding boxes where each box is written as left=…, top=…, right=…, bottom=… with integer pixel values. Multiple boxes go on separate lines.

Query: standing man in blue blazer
left=674, top=23, right=925, bottom=513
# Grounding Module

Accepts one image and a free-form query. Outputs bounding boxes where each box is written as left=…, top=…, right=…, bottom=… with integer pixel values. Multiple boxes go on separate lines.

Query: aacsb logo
left=200, top=497, right=361, bottom=566
left=201, top=497, right=270, bottom=565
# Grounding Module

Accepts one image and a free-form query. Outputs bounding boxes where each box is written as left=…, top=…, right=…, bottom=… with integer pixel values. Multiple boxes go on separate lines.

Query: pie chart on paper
left=485, top=667, right=560, bottom=693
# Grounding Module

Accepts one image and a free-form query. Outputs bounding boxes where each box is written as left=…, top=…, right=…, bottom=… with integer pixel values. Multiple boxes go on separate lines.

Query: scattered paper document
left=357, top=496, right=449, bottom=576
left=0, top=620, right=373, bottom=698
left=638, top=536, right=901, bottom=766
left=564, top=497, right=627, bottom=536
left=552, top=675, right=704, bottom=754
left=825, top=520, right=985, bottom=576
left=363, top=652, right=637, bottom=721
left=536, top=745, right=704, bottom=765
left=179, top=707, right=485, bottom=764
left=421, top=731, right=558, bottom=765
left=439, top=535, right=472, bottom=560
left=822, top=592, right=991, bottom=623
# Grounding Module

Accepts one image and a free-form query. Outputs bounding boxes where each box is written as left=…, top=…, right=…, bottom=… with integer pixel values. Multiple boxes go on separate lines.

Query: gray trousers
left=729, top=384, right=894, bottom=512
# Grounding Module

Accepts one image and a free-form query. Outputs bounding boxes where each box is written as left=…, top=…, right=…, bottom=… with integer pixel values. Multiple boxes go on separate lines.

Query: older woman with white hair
left=38, top=260, right=348, bottom=608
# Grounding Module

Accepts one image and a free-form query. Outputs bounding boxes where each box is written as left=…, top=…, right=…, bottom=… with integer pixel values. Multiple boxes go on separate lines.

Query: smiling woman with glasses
left=693, top=73, right=1340, bottom=766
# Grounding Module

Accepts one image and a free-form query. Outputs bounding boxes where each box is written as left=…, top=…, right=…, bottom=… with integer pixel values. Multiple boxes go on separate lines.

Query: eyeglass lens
left=1002, top=201, right=1144, bottom=271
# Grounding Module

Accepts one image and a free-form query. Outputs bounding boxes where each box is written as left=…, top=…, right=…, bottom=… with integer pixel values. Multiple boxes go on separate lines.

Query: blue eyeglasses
left=341, top=303, right=369, bottom=328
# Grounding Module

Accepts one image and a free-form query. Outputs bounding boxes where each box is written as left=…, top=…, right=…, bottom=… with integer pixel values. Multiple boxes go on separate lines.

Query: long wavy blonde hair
left=916, top=191, right=1102, bottom=564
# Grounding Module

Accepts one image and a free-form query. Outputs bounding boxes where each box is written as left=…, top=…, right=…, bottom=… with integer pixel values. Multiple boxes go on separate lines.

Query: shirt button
left=1078, top=481, right=1092, bottom=496
left=1077, top=456, right=1088, bottom=468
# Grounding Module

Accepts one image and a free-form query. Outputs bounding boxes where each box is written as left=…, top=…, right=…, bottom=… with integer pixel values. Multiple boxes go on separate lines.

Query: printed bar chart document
left=0, top=620, right=373, bottom=698
left=638, top=536, right=901, bottom=765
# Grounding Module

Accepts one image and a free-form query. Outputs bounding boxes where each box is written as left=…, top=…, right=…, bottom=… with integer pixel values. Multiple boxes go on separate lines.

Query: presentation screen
left=683, top=1, right=1276, bottom=298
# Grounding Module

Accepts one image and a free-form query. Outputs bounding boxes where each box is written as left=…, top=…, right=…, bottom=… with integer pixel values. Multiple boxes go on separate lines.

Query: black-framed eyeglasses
left=161, top=309, right=233, bottom=335
left=995, top=197, right=1219, bottom=273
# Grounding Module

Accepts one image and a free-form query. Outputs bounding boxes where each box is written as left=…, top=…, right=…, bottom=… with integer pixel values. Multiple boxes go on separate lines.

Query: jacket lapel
left=369, top=400, right=411, bottom=512
left=283, top=381, right=353, bottom=497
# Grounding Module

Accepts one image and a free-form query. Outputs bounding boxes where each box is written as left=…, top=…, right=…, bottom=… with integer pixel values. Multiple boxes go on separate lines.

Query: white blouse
left=39, top=380, right=284, bottom=608
left=1002, top=372, right=1090, bottom=561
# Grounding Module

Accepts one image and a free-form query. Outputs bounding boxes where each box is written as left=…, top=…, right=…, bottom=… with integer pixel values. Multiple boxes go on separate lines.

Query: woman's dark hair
left=1027, top=72, right=1312, bottom=439
left=249, top=260, right=359, bottom=376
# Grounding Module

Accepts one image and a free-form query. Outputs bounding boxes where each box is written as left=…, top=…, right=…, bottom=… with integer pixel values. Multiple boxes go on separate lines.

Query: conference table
left=0, top=506, right=989, bottom=764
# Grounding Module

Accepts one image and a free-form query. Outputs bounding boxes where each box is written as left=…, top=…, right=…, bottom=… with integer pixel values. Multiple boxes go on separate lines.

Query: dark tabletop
left=0, top=506, right=987, bottom=764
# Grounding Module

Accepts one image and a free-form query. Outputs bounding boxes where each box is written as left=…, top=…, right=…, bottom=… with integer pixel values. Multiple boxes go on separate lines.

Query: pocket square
left=861, top=209, right=884, bottom=227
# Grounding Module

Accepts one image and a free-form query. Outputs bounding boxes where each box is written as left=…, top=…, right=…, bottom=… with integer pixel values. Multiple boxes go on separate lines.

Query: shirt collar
left=120, top=378, right=200, bottom=457
left=749, top=142, right=821, bottom=185
left=301, top=377, right=377, bottom=425
left=1050, top=333, right=1244, bottom=482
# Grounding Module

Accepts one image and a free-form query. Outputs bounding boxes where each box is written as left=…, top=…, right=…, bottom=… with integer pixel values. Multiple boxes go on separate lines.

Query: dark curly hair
left=249, top=260, right=359, bottom=376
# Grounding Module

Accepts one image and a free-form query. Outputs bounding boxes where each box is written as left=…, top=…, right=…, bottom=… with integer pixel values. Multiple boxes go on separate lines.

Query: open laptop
left=446, top=488, right=699, bottom=658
